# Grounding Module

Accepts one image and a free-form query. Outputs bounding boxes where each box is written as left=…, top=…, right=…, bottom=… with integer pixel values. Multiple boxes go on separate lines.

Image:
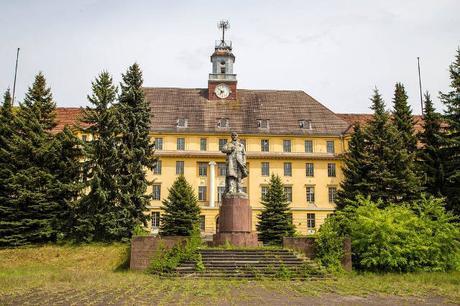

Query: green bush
left=316, top=195, right=460, bottom=272
left=148, top=227, right=203, bottom=274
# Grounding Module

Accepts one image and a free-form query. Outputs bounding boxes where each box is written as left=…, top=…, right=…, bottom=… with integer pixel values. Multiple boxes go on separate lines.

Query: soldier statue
left=221, top=132, right=249, bottom=195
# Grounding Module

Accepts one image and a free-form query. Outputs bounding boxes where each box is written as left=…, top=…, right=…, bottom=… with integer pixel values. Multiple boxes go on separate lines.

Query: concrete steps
left=170, top=248, right=330, bottom=280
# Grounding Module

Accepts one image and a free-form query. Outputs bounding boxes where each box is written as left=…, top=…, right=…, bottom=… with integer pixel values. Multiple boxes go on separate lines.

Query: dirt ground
left=0, top=284, right=454, bottom=305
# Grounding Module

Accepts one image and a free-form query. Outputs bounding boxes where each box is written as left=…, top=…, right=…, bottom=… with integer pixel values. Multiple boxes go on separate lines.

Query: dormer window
left=217, top=118, right=230, bottom=128
left=177, top=118, right=188, bottom=128
left=257, top=119, right=269, bottom=129
left=299, top=120, right=312, bottom=130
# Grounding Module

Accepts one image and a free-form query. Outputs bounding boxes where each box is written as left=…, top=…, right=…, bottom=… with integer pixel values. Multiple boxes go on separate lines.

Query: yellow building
left=140, top=34, right=350, bottom=237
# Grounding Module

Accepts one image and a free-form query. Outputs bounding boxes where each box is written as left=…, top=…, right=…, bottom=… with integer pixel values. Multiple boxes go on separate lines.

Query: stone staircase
left=173, top=249, right=329, bottom=280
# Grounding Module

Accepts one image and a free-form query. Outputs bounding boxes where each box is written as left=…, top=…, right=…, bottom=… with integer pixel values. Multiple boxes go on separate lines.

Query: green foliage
left=392, top=82, right=417, bottom=153
left=257, top=174, right=295, bottom=245
left=338, top=88, right=421, bottom=208
left=315, top=215, right=346, bottom=272
left=439, top=48, right=460, bottom=216
left=417, top=92, right=446, bottom=197
left=132, top=224, right=150, bottom=237
left=149, top=227, right=203, bottom=274
left=75, top=71, right=128, bottom=242
left=0, top=73, right=81, bottom=247
left=117, top=63, right=157, bottom=233
left=317, top=195, right=460, bottom=272
left=160, top=175, right=201, bottom=236
left=336, top=123, right=369, bottom=209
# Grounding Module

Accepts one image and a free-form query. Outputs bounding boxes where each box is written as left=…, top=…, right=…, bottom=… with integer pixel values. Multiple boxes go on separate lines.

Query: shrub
left=316, top=195, right=460, bottom=272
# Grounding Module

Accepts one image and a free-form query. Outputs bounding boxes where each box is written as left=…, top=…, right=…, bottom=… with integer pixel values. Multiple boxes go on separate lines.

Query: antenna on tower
left=217, top=20, right=230, bottom=44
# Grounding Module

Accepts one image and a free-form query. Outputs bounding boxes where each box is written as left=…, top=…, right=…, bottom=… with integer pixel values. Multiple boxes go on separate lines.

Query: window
left=220, top=67, right=226, bottom=74
left=261, top=162, right=270, bottom=176
left=328, top=163, right=336, bottom=177
left=241, top=186, right=248, bottom=194
left=284, top=162, right=292, bottom=176
left=257, top=119, right=269, bottom=129
left=219, top=139, right=227, bottom=151
left=305, top=140, right=313, bottom=153
left=176, top=161, right=184, bottom=175
left=328, top=187, right=337, bottom=203
left=198, top=162, right=208, bottom=176
left=306, top=163, right=314, bottom=177
left=307, top=213, right=316, bottom=228
left=261, top=186, right=268, bottom=200
left=283, top=140, right=291, bottom=152
left=306, top=187, right=315, bottom=203
left=177, top=118, right=188, bottom=128
left=200, top=215, right=206, bottom=231
left=81, top=134, right=88, bottom=142
left=217, top=186, right=226, bottom=203
left=217, top=118, right=229, bottom=128
left=261, top=139, right=269, bottom=152
left=154, top=138, right=163, bottom=150
left=200, top=138, right=207, bottom=151
left=153, top=160, right=162, bottom=175
left=284, top=186, right=292, bottom=202
left=327, top=140, right=335, bottom=153
left=217, top=162, right=226, bottom=176
left=198, top=186, right=207, bottom=201
left=177, top=138, right=185, bottom=150
left=152, top=184, right=161, bottom=200
left=299, top=120, right=312, bottom=130
left=152, top=212, right=160, bottom=228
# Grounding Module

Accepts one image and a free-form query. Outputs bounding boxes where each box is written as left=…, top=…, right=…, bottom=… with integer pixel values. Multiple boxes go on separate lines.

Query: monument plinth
left=213, top=132, right=258, bottom=247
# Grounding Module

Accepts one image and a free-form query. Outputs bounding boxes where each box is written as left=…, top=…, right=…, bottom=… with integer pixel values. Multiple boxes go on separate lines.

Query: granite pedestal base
left=213, top=193, right=259, bottom=247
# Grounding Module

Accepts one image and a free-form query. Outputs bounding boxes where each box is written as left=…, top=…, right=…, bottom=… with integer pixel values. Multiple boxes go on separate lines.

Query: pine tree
left=392, top=82, right=417, bottom=153
left=45, top=126, right=84, bottom=239
left=336, top=123, right=371, bottom=209
left=22, top=72, right=57, bottom=130
left=417, top=92, right=445, bottom=197
left=160, top=175, right=201, bottom=236
left=439, top=48, right=460, bottom=215
left=256, top=174, right=295, bottom=245
left=366, top=88, right=421, bottom=204
left=117, top=63, right=157, bottom=235
left=0, top=89, right=17, bottom=246
left=1, top=74, right=62, bottom=246
left=76, top=72, right=125, bottom=241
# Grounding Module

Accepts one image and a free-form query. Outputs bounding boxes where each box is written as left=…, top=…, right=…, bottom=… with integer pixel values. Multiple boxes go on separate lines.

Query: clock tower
left=208, top=20, right=237, bottom=100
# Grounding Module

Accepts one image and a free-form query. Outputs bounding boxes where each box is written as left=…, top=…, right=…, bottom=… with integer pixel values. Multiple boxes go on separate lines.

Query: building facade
left=140, top=34, right=350, bottom=237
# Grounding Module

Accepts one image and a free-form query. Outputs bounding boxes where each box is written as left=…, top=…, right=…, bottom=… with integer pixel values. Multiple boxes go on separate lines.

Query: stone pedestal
left=213, top=193, right=259, bottom=247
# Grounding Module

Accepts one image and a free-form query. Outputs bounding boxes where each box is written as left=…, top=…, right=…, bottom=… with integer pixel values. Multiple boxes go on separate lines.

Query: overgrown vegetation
left=317, top=196, right=460, bottom=272
left=1, top=244, right=459, bottom=304
left=148, top=228, right=203, bottom=274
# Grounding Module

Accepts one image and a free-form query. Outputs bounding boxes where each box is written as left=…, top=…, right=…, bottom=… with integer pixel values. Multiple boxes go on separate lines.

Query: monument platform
left=213, top=193, right=259, bottom=247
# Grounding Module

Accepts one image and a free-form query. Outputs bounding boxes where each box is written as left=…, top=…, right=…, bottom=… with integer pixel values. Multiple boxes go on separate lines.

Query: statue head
left=231, top=132, right=238, bottom=141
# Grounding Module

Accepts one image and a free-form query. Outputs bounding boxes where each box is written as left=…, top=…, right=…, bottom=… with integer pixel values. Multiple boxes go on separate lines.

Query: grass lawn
left=0, top=244, right=459, bottom=305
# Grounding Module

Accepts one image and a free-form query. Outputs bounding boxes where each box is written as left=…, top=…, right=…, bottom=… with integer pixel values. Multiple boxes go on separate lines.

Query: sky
left=1, top=0, right=459, bottom=114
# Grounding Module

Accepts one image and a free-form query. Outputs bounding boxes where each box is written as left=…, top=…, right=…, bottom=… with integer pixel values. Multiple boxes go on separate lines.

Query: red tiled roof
left=54, top=107, right=87, bottom=132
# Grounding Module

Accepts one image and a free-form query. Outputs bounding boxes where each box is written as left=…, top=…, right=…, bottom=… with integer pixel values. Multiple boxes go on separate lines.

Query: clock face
left=215, top=83, right=231, bottom=99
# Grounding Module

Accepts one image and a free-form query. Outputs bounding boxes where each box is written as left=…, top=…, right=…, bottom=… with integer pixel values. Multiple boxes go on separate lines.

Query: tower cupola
left=208, top=20, right=237, bottom=100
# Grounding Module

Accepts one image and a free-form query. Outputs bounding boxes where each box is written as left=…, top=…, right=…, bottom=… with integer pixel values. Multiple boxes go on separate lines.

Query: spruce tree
left=439, top=48, right=460, bottom=215
left=117, top=63, right=157, bottom=235
left=392, top=82, right=417, bottom=153
left=45, top=126, right=84, bottom=239
left=417, top=92, right=445, bottom=197
left=336, top=123, right=371, bottom=209
left=160, top=175, right=201, bottom=236
left=0, top=89, right=17, bottom=246
left=76, top=72, right=125, bottom=241
left=256, top=174, right=295, bottom=245
left=1, top=74, right=62, bottom=246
